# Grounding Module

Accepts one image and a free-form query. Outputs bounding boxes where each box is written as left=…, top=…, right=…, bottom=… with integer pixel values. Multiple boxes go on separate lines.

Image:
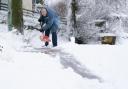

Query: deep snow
left=0, top=23, right=128, bottom=89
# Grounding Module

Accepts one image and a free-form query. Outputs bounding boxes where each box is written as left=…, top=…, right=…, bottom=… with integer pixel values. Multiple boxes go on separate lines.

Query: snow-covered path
left=23, top=47, right=101, bottom=81
left=1, top=43, right=128, bottom=89
left=0, top=47, right=101, bottom=89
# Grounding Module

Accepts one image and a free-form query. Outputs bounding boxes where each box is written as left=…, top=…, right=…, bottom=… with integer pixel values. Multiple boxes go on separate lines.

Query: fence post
left=8, top=0, right=12, bottom=31
left=0, top=0, right=1, bottom=10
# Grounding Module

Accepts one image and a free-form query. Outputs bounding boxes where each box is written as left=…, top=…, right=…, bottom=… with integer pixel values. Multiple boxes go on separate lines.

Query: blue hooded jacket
left=38, top=7, right=60, bottom=33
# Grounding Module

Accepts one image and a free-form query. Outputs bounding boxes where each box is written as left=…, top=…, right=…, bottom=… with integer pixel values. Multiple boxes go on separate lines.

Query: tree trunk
left=12, top=0, right=24, bottom=34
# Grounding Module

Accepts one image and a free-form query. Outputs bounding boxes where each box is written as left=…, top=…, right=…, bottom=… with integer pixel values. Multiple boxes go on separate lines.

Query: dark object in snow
left=0, top=20, right=7, bottom=24
left=95, top=21, right=105, bottom=27
left=75, top=37, right=85, bottom=44
left=0, top=45, right=3, bottom=52
left=0, top=48, right=2, bottom=52
left=101, top=36, right=116, bottom=45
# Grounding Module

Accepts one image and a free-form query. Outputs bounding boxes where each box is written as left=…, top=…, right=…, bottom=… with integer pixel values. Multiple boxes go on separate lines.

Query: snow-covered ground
left=0, top=23, right=128, bottom=89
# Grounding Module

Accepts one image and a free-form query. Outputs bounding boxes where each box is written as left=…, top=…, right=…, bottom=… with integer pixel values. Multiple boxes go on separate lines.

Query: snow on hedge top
left=99, top=33, right=116, bottom=37
left=45, top=0, right=62, bottom=6
left=110, top=13, right=128, bottom=18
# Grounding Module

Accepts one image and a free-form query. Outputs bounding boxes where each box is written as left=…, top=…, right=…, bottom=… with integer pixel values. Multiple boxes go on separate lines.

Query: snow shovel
left=40, top=35, right=51, bottom=42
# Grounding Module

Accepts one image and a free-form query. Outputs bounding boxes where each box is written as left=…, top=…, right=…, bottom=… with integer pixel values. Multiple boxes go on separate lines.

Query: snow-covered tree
left=73, top=0, right=128, bottom=44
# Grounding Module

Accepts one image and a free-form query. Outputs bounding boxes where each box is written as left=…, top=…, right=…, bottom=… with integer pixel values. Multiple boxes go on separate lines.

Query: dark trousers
left=45, top=29, right=57, bottom=47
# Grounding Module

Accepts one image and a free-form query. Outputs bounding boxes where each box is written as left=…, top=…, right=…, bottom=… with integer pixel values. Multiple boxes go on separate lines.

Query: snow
left=88, top=20, right=106, bottom=24
left=61, top=43, right=128, bottom=89
left=45, top=0, right=62, bottom=6
left=110, top=13, right=128, bottom=18
left=0, top=23, right=128, bottom=89
left=1, top=3, right=128, bottom=88
left=98, top=33, right=116, bottom=37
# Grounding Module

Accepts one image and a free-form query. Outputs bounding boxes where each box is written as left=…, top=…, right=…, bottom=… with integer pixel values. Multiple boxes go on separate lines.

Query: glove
left=38, top=19, right=41, bottom=22
left=40, top=29, right=44, bottom=33
left=37, top=28, right=44, bottom=33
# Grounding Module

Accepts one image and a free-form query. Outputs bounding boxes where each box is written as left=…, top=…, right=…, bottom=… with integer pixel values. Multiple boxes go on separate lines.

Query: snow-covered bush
left=74, top=0, right=128, bottom=44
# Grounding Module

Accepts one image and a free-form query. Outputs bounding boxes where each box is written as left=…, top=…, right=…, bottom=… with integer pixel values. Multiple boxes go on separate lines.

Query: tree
left=12, top=0, right=24, bottom=34
left=71, top=0, right=77, bottom=35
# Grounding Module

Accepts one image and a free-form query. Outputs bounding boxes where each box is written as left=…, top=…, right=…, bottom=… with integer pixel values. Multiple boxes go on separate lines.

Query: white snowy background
left=1, top=15, right=128, bottom=89
left=1, top=0, right=128, bottom=89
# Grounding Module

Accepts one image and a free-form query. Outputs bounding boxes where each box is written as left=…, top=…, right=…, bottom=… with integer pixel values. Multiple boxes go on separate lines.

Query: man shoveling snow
left=38, top=6, right=60, bottom=47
